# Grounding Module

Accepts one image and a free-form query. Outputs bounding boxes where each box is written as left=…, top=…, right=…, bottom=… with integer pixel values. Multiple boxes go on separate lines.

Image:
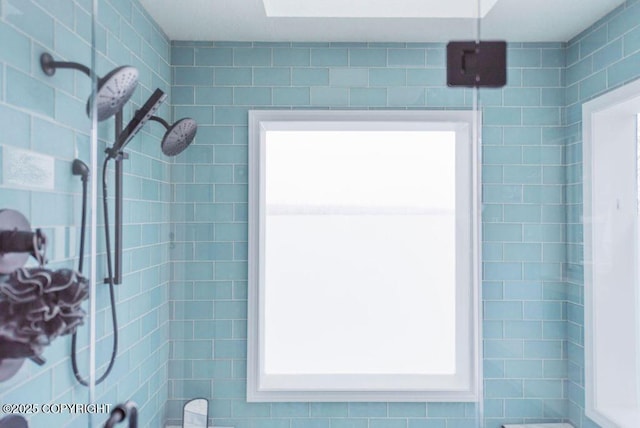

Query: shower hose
left=71, top=156, right=119, bottom=386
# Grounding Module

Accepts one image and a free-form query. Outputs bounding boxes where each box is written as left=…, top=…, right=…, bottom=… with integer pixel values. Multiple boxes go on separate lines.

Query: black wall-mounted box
left=447, top=41, right=507, bottom=88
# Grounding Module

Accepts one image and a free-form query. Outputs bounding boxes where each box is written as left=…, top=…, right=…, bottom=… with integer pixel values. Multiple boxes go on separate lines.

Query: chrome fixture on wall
left=39, top=54, right=197, bottom=388
left=150, top=116, right=198, bottom=156
left=104, top=89, right=197, bottom=285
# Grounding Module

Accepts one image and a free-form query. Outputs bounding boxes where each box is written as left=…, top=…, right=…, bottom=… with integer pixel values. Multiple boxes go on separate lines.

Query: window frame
left=583, top=78, right=640, bottom=428
left=247, top=110, right=481, bottom=402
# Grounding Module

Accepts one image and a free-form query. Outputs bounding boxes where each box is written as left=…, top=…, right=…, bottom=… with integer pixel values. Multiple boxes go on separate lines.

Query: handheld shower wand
left=107, top=88, right=167, bottom=159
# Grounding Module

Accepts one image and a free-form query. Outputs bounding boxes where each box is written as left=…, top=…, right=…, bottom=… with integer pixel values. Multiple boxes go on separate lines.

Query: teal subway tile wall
left=167, top=41, right=566, bottom=428
left=564, top=1, right=640, bottom=427
left=3, top=0, right=640, bottom=426
left=0, top=0, right=172, bottom=426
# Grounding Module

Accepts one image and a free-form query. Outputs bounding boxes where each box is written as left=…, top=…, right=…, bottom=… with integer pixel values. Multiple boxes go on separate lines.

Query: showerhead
left=161, top=118, right=198, bottom=156
left=147, top=116, right=197, bottom=156
left=90, top=66, right=139, bottom=121
left=108, top=88, right=167, bottom=158
left=40, top=52, right=139, bottom=122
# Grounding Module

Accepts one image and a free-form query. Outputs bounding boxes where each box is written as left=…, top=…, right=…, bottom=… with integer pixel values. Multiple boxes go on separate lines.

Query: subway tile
left=505, top=360, right=543, bottom=378
left=406, top=68, right=445, bottom=86
left=310, top=403, right=348, bottom=417
left=215, top=145, right=248, bottom=164
left=388, top=88, right=426, bottom=107
left=234, top=87, right=272, bottom=105
left=215, top=261, right=248, bottom=280
left=0, top=21, right=31, bottom=72
left=504, top=320, right=543, bottom=339
left=522, top=107, right=561, bottom=125
left=543, top=320, right=566, bottom=340
left=482, top=165, right=503, bottom=184
left=541, top=48, right=565, bottom=67
left=271, top=403, right=310, bottom=417
left=215, top=107, right=248, bottom=125
left=524, top=301, right=563, bottom=320
left=175, top=105, right=214, bottom=124
left=523, top=340, right=563, bottom=359
left=232, top=400, right=270, bottom=417
left=196, top=47, right=233, bottom=66
left=234, top=47, right=272, bottom=66
left=254, top=67, right=291, bottom=85
left=523, top=68, right=562, bottom=87
left=215, top=67, right=252, bottom=85
left=503, top=243, right=542, bottom=261
left=523, top=185, right=563, bottom=204
left=350, top=48, right=387, bottom=66
left=503, top=166, right=542, bottom=184
left=426, top=87, right=465, bottom=107
left=388, top=49, right=425, bottom=66
left=408, top=420, right=446, bottom=428
left=194, top=165, right=233, bottom=183
left=292, top=68, right=330, bottom=86
left=194, top=242, right=234, bottom=261
left=504, top=399, right=543, bottom=417
left=489, top=141, right=525, bottom=161
left=174, top=66, right=214, bottom=85
left=609, top=50, right=640, bottom=88
left=484, top=224, right=524, bottom=242
left=310, top=87, right=348, bottom=106
left=311, top=48, right=348, bottom=66
left=580, top=25, right=608, bottom=58
left=192, top=359, right=232, bottom=378
left=292, top=419, right=331, bottom=428
left=274, top=48, right=310, bottom=66
left=273, top=87, right=311, bottom=105
left=349, top=88, right=386, bottom=106
left=483, top=185, right=523, bottom=203
left=6, top=0, right=54, bottom=47
left=485, top=379, right=523, bottom=398
left=332, top=419, right=368, bottom=428
left=503, top=88, right=540, bottom=106
left=330, top=68, right=369, bottom=86
left=348, top=403, right=387, bottom=417
left=483, top=321, right=504, bottom=339
left=503, top=205, right=542, bottom=223
left=369, top=68, right=406, bottom=86
left=0, top=104, right=31, bottom=148
left=592, top=39, right=623, bottom=72
left=6, top=67, right=54, bottom=117
left=427, top=403, right=465, bottom=417
left=608, top=1, right=640, bottom=39
left=173, top=86, right=195, bottom=104
left=483, top=107, right=522, bottom=125
left=484, top=301, right=524, bottom=319
left=389, top=403, right=426, bottom=417
left=370, top=419, right=406, bottom=428
left=195, top=87, right=233, bottom=105
left=196, top=125, right=234, bottom=144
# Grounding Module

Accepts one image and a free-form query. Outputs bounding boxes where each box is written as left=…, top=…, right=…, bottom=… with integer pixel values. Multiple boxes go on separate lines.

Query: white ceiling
left=138, top=0, right=624, bottom=43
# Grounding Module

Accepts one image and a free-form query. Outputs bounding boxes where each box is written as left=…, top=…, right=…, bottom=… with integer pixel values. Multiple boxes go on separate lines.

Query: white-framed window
left=583, top=78, right=640, bottom=428
left=247, top=110, right=481, bottom=402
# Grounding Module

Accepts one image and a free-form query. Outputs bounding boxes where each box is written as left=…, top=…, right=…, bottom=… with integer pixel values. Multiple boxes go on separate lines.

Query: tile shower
left=1, top=0, right=640, bottom=427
